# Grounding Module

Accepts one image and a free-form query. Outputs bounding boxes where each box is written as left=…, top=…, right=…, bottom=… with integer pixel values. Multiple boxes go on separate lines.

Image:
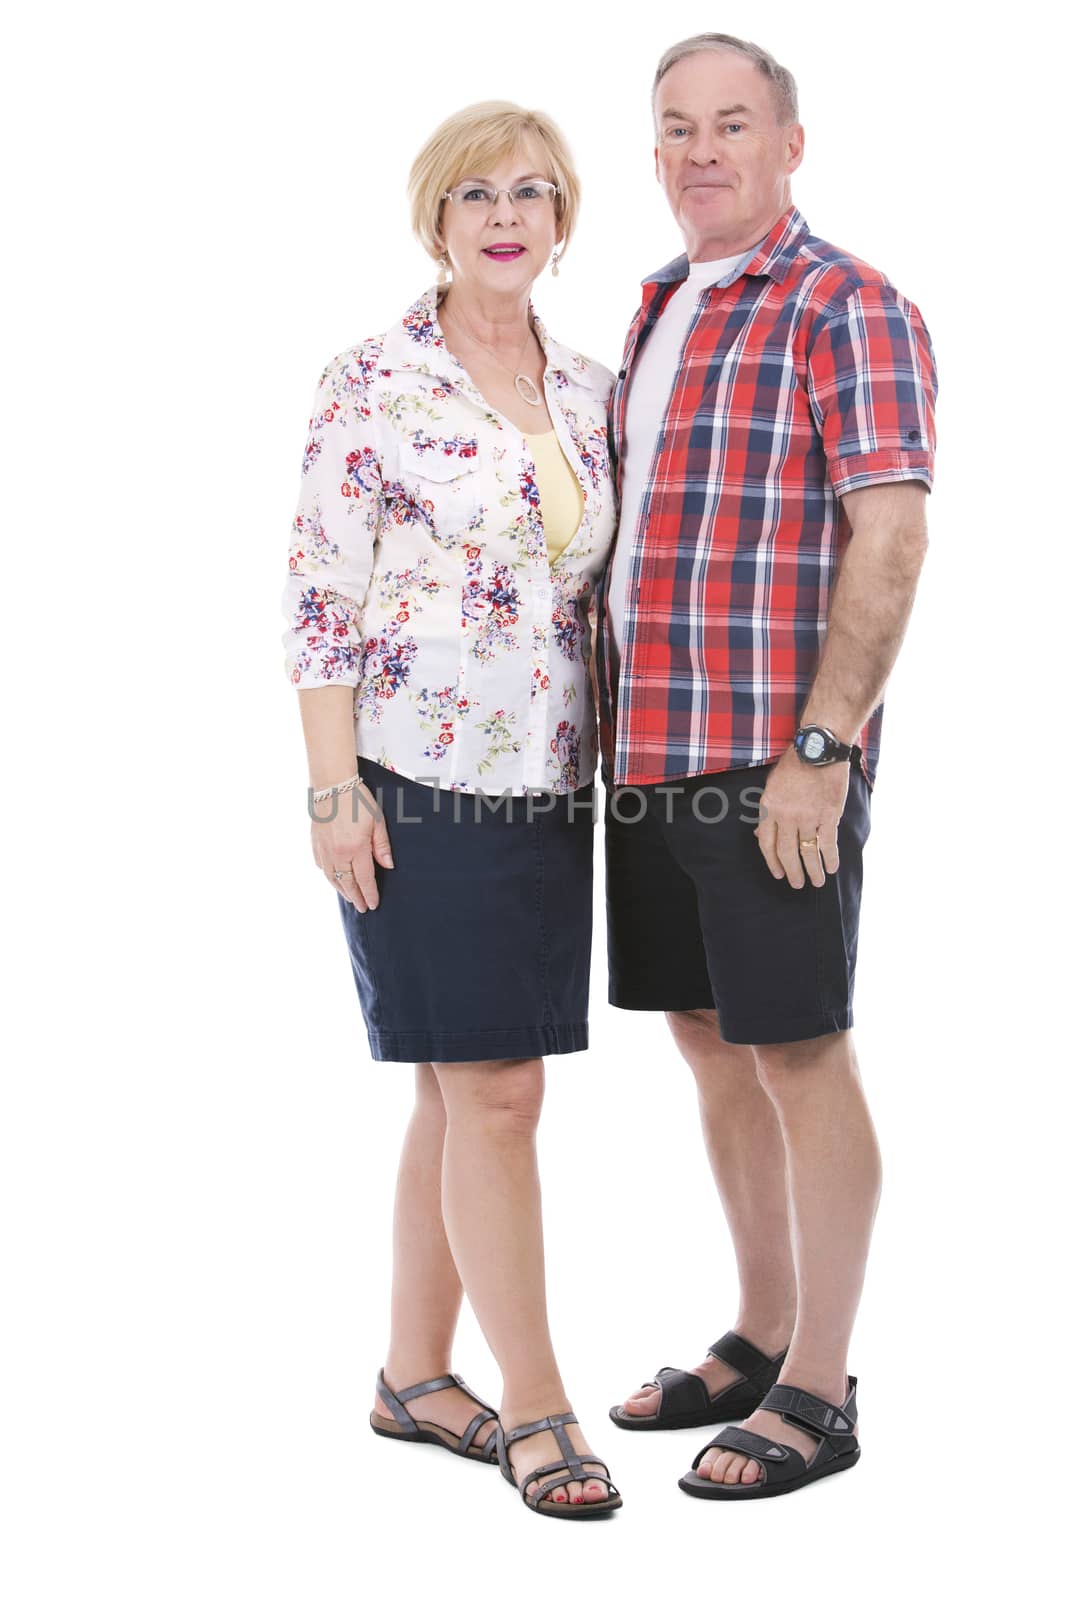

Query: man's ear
left=654, top=144, right=661, bottom=185
left=785, top=123, right=805, bottom=175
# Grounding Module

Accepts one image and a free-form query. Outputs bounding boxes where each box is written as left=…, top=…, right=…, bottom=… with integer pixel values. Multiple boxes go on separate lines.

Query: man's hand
left=754, top=746, right=851, bottom=888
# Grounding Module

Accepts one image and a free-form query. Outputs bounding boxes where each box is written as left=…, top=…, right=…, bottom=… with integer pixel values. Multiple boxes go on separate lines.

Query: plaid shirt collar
left=639, top=203, right=811, bottom=293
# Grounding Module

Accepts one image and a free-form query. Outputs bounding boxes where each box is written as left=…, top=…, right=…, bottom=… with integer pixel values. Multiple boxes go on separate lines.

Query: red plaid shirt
left=595, top=204, right=937, bottom=788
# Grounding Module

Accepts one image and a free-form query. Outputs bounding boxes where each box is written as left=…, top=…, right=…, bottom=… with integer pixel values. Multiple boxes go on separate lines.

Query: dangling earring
left=437, top=254, right=450, bottom=288
left=551, top=251, right=560, bottom=278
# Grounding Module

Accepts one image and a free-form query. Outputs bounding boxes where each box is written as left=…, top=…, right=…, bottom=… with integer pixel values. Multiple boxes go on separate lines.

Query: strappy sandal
left=678, top=1376, right=860, bottom=1500
left=369, top=1368, right=499, bottom=1463
left=609, top=1330, right=789, bottom=1431
left=494, top=1411, right=623, bottom=1519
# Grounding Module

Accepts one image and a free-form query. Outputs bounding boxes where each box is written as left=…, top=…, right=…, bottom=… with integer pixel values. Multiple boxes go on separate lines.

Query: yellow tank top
left=525, top=429, right=584, bottom=565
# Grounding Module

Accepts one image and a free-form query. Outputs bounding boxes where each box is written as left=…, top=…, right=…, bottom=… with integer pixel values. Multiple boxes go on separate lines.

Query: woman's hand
left=311, top=781, right=394, bottom=911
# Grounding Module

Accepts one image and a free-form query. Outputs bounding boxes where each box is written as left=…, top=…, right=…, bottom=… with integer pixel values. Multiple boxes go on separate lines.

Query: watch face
left=803, top=731, right=827, bottom=761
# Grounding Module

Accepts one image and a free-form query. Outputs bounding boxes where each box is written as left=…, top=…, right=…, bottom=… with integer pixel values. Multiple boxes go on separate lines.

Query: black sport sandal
left=678, top=1376, right=860, bottom=1500
left=609, top=1331, right=789, bottom=1431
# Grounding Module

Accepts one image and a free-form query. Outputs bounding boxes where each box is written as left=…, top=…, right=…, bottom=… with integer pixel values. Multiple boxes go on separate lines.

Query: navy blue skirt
left=335, top=760, right=594, bottom=1063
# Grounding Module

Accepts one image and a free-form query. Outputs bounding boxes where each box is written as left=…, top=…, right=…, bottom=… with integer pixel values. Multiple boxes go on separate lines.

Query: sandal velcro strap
left=707, top=1332, right=784, bottom=1386
left=759, top=1382, right=857, bottom=1439
left=695, top=1424, right=801, bottom=1469
left=648, top=1367, right=713, bottom=1419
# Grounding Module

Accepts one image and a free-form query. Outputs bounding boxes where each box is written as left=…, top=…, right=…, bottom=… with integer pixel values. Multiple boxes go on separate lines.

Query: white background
left=4, top=1, right=1060, bottom=1594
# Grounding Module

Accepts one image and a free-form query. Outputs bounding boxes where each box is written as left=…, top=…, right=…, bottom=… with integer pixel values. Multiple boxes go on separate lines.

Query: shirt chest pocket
left=397, top=438, right=483, bottom=536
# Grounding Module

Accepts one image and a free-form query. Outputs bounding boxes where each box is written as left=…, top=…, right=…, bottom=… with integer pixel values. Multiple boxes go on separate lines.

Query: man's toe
left=740, top=1458, right=762, bottom=1486
left=623, top=1385, right=659, bottom=1415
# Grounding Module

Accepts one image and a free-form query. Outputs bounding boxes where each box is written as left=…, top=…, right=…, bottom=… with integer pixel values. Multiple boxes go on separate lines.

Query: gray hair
left=652, top=33, right=799, bottom=126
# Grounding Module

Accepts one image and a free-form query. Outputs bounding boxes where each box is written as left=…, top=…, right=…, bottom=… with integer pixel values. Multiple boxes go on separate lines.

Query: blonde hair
left=408, top=100, right=581, bottom=265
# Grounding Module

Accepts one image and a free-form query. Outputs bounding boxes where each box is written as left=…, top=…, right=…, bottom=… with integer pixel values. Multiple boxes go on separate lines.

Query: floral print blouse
left=281, top=286, right=617, bottom=795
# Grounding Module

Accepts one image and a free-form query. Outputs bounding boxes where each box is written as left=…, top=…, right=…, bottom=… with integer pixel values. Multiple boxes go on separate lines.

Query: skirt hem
left=365, top=1021, right=590, bottom=1064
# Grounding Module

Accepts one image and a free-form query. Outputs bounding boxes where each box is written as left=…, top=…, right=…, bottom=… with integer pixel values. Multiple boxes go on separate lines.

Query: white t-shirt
left=606, top=250, right=750, bottom=681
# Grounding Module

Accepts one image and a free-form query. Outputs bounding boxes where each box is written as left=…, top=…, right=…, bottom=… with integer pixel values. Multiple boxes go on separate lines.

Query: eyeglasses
left=442, top=180, right=559, bottom=211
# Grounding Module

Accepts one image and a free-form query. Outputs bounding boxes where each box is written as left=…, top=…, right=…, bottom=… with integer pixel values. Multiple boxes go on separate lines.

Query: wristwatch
left=793, top=724, right=858, bottom=766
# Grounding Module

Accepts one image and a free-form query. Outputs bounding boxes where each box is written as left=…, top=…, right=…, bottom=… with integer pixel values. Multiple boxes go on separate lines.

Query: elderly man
left=597, top=33, right=937, bottom=1500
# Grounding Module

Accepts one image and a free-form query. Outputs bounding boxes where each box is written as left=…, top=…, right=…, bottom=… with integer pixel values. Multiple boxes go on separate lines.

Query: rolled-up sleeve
left=806, top=286, right=938, bottom=497
left=281, top=354, right=384, bottom=686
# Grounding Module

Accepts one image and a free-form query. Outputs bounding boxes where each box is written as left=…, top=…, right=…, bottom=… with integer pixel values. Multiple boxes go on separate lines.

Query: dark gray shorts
left=336, top=760, right=594, bottom=1063
left=604, top=749, right=873, bottom=1045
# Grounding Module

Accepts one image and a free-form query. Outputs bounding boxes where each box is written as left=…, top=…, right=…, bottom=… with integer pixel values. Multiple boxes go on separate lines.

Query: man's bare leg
left=696, top=1027, right=881, bottom=1485
left=619, top=1009, right=796, bottom=1415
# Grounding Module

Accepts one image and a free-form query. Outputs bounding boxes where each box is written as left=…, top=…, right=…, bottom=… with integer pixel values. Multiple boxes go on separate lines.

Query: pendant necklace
left=447, top=308, right=544, bottom=407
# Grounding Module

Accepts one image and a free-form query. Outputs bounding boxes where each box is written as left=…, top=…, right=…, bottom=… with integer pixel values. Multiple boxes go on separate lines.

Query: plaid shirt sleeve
left=806, top=286, right=937, bottom=497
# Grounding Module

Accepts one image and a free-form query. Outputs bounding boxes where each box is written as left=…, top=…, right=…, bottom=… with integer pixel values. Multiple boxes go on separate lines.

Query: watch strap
left=795, top=724, right=856, bottom=764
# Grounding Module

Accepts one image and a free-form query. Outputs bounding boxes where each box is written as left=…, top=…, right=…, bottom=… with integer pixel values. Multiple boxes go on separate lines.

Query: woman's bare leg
left=433, top=1056, right=611, bottom=1506
left=371, top=1063, right=495, bottom=1450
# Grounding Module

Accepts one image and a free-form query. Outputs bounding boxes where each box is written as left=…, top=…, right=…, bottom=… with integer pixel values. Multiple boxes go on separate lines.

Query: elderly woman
left=281, top=103, right=620, bottom=1519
